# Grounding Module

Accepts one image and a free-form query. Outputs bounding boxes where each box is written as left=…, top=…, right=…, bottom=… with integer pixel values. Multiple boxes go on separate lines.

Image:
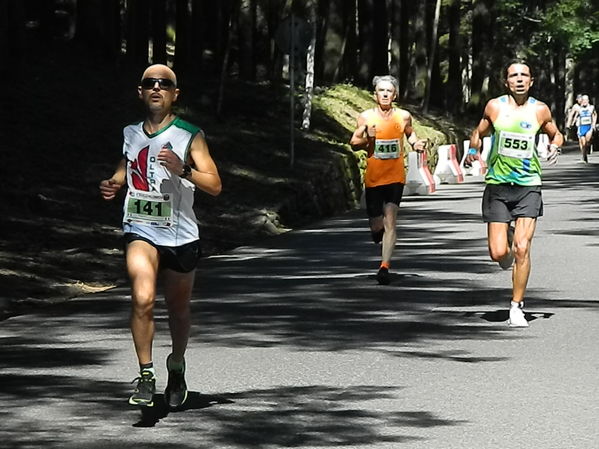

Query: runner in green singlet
left=465, top=62, right=563, bottom=328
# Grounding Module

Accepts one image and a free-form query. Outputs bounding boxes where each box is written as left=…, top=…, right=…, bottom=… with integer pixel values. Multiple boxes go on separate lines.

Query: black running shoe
left=165, top=354, right=188, bottom=409
left=376, top=267, right=390, bottom=285
left=129, top=370, right=156, bottom=406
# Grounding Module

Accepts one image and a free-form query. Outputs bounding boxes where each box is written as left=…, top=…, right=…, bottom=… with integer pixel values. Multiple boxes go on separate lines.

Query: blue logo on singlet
left=520, top=121, right=532, bottom=129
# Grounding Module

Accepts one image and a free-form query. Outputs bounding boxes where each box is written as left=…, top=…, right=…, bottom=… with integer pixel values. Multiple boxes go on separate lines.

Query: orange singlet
left=363, top=108, right=406, bottom=188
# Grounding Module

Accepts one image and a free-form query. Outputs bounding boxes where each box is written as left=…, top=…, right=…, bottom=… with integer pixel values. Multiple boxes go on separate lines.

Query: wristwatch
left=179, top=164, right=192, bottom=178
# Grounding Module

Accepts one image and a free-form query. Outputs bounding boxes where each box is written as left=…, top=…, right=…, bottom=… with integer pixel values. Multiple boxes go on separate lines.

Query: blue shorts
left=578, top=124, right=592, bottom=137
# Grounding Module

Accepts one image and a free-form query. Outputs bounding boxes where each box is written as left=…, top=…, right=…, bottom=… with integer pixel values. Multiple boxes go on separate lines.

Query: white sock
left=140, top=366, right=156, bottom=376
left=511, top=301, right=523, bottom=309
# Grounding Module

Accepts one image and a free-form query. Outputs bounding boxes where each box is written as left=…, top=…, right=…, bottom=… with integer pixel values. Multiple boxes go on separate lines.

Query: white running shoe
left=498, top=226, right=515, bottom=270
left=508, top=306, right=529, bottom=328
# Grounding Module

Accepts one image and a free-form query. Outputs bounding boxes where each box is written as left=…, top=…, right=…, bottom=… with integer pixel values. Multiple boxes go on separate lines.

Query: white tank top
left=121, top=116, right=202, bottom=246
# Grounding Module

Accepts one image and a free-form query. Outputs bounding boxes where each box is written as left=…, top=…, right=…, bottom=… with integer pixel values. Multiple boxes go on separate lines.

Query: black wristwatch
left=179, top=164, right=192, bottom=178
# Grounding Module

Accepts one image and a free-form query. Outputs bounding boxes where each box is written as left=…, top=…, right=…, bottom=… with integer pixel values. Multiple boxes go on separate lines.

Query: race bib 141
left=125, top=190, right=173, bottom=227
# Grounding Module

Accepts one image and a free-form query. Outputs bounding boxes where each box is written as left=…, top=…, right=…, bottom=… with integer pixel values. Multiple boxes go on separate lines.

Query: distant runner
left=466, top=61, right=563, bottom=327
left=575, top=95, right=596, bottom=163
left=350, top=75, right=426, bottom=285
left=99, top=64, right=222, bottom=408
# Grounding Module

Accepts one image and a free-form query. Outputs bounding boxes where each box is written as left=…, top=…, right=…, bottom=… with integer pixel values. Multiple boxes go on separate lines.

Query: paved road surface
left=2, top=147, right=598, bottom=449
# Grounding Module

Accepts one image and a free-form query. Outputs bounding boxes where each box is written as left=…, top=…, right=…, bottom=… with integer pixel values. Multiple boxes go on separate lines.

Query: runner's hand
left=547, top=144, right=559, bottom=165
left=412, top=139, right=427, bottom=153
left=99, top=178, right=122, bottom=200
left=365, top=124, right=376, bottom=138
left=464, top=148, right=479, bottom=167
left=158, top=148, right=185, bottom=176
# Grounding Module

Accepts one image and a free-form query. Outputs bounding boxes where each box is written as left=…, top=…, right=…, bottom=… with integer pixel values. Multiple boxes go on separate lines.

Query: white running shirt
left=121, top=116, right=202, bottom=246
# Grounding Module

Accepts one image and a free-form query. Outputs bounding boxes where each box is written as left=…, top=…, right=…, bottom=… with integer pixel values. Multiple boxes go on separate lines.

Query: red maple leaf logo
left=130, top=145, right=150, bottom=191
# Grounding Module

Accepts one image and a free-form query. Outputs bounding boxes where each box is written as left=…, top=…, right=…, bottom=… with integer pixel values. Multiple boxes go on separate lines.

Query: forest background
left=0, top=0, right=597, bottom=316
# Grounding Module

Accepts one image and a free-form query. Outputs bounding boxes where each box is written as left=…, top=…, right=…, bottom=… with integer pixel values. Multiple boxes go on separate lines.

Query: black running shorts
left=124, top=233, right=202, bottom=273
left=482, top=184, right=543, bottom=223
left=365, top=182, right=405, bottom=218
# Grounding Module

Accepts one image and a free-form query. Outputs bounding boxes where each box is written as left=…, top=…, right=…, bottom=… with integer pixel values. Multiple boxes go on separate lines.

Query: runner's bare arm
left=187, top=133, right=222, bottom=196
left=350, top=114, right=376, bottom=156
left=99, top=158, right=126, bottom=201
left=403, top=112, right=426, bottom=152
left=537, top=103, right=563, bottom=164
left=537, top=104, right=564, bottom=147
left=466, top=100, right=497, bottom=164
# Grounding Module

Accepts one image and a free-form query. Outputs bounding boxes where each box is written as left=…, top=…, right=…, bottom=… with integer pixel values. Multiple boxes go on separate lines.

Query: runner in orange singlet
left=350, top=75, right=426, bottom=284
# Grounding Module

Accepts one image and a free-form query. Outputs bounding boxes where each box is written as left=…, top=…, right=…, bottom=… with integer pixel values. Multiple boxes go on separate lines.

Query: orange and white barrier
left=405, top=151, right=437, bottom=195
left=434, top=144, right=464, bottom=184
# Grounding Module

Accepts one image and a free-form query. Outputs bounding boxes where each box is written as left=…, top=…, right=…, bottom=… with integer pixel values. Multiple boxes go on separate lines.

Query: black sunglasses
left=140, top=78, right=176, bottom=90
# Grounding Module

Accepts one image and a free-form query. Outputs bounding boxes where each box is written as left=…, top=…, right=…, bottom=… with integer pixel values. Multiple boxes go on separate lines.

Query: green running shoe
left=128, top=370, right=156, bottom=407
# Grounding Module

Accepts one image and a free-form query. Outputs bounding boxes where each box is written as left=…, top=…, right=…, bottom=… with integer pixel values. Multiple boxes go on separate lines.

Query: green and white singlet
left=121, top=116, right=202, bottom=246
left=486, top=95, right=542, bottom=186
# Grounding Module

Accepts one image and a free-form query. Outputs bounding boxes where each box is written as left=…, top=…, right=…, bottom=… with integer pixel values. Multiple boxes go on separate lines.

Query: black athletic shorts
left=124, top=233, right=202, bottom=273
left=482, top=184, right=543, bottom=223
left=365, top=182, right=405, bottom=217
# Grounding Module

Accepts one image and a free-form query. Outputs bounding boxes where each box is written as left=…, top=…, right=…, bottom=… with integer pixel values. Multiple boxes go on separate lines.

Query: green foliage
left=542, top=0, right=599, bottom=56
left=312, top=84, right=374, bottom=133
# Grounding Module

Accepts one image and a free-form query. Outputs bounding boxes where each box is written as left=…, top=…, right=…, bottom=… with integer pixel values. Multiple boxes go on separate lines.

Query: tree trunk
left=126, top=0, right=150, bottom=67
left=356, top=0, right=374, bottom=85
left=398, top=0, right=410, bottom=98
left=372, top=0, right=388, bottom=75
left=447, top=0, right=462, bottom=114
left=190, top=0, right=205, bottom=76
left=238, top=0, right=255, bottom=80
left=422, top=0, right=441, bottom=112
left=388, top=0, right=401, bottom=80
left=76, top=0, right=120, bottom=60
left=409, top=0, right=427, bottom=101
left=332, top=0, right=354, bottom=83
left=469, top=0, right=493, bottom=112
left=302, top=0, right=317, bottom=130
left=151, top=0, right=167, bottom=64
left=564, top=55, right=576, bottom=128
left=216, top=0, right=238, bottom=118
left=175, top=0, right=192, bottom=74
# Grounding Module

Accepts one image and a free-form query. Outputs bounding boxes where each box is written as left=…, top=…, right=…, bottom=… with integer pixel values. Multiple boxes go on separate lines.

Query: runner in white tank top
left=99, top=64, right=221, bottom=409
left=122, top=116, right=203, bottom=246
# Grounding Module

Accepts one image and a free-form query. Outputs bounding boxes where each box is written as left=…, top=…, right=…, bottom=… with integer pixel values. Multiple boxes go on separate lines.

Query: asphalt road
left=1, top=146, right=598, bottom=449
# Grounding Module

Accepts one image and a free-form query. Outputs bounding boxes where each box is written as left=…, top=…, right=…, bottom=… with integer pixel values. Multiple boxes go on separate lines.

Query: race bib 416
left=374, top=138, right=401, bottom=159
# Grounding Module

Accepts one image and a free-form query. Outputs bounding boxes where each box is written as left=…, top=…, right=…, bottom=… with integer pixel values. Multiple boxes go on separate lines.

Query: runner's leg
left=163, top=269, right=194, bottom=361
left=126, top=240, right=160, bottom=366
left=511, top=217, right=537, bottom=303
left=487, top=222, right=510, bottom=263
left=381, top=203, right=399, bottom=266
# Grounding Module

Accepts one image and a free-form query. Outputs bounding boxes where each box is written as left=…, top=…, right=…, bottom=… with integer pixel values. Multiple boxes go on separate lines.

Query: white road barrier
left=460, top=137, right=490, bottom=180
left=405, top=151, right=438, bottom=195
left=434, top=144, right=464, bottom=184
left=537, top=133, right=549, bottom=160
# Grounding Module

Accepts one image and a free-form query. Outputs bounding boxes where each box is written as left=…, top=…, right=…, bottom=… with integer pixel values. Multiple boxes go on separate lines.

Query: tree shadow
left=133, top=391, right=235, bottom=428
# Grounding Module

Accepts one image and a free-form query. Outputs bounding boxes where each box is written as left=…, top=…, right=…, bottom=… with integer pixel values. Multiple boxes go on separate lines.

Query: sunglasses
left=140, top=78, right=176, bottom=90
